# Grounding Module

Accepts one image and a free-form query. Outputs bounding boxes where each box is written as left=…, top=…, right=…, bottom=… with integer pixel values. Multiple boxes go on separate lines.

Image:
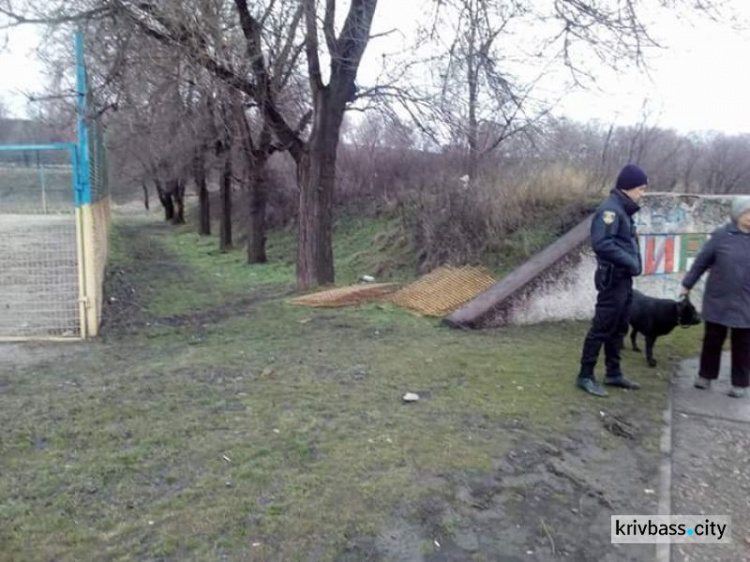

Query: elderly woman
left=680, top=196, right=750, bottom=398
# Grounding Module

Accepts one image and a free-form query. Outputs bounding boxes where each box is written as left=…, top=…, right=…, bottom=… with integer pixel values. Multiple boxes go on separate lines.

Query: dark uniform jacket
left=591, top=189, right=642, bottom=279
left=683, top=223, right=750, bottom=328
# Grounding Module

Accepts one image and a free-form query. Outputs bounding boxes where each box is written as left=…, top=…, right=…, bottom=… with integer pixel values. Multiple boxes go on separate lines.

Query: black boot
left=604, top=374, right=641, bottom=390
left=577, top=364, right=608, bottom=397
left=577, top=377, right=609, bottom=397
left=604, top=339, right=640, bottom=390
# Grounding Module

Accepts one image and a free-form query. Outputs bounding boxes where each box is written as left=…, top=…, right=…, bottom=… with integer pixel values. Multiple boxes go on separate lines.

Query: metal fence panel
left=0, top=147, right=81, bottom=339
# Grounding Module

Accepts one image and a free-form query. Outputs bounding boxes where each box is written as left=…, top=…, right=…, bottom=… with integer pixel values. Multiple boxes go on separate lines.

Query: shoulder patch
left=602, top=210, right=616, bottom=225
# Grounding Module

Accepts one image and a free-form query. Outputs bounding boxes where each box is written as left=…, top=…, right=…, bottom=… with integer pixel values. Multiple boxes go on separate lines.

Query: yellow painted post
left=82, top=203, right=99, bottom=337
left=75, top=206, right=89, bottom=339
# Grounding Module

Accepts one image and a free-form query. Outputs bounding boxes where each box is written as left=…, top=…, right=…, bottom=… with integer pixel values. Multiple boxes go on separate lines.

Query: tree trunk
left=297, top=99, right=341, bottom=289
left=298, top=148, right=335, bottom=289
left=194, top=152, right=211, bottom=235
left=247, top=166, right=268, bottom=263
left=220, top=154, right=233, bottom=252
left=169, top=179, right=186, bottom=225
left=176, top=180, right=186, bottom=224
left=155, top=180, right=174, bottom=221
left=236, top=107, right=270, bottom=265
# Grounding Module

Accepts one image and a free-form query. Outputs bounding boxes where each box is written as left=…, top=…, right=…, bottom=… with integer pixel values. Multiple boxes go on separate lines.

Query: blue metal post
left=75, top=31, right=91, bottom=206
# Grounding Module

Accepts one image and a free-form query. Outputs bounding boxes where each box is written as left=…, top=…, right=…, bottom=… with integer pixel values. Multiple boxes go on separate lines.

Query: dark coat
left=682, top=222, right=750, bottom=328
left=591, top=189, right=642, bottom=277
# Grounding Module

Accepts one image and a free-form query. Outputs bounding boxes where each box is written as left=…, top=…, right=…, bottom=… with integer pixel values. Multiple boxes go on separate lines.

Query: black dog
left=628, top=290, right=701, bottom=367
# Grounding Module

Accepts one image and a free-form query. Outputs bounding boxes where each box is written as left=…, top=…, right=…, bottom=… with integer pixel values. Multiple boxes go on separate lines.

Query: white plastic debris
left=360, top=275, right=376, bottom=283
left=402, top=392, right=420, bottom=402
left=644, top=489, right=655, bottom=495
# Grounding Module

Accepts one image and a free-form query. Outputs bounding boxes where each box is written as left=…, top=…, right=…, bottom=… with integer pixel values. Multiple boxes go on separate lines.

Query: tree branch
left=271, top=4, right=303, bottom=91
left=323, top=0, right=338, bottom=56
left=233, top=0, right=304, bottom=161
left=303, top=0, right=325, bottom=95
left=331, top=0, right=378, bottom=99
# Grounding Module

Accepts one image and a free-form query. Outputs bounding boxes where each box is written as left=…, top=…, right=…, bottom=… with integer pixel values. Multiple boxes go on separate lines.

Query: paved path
left=668, top=352, right=750, bottom=562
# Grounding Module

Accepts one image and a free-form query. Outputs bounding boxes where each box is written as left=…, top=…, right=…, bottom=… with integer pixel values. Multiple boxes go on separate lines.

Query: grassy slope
left=0, top=212, right=702, bottom=561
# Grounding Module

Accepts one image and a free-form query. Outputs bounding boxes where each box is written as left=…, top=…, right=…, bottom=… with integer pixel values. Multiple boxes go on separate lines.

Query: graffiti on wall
left=638, top=233, right=709, bottom=276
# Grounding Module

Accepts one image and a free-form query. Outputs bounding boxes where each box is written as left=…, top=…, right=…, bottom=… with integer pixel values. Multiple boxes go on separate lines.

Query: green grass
left=0, top=212, right=703, bottom=561
left=111, top=213, right=416, bottom=319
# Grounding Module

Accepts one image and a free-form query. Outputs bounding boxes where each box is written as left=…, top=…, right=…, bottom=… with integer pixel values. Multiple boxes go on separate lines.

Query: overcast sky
left=2, top=1, right=750, bottom=135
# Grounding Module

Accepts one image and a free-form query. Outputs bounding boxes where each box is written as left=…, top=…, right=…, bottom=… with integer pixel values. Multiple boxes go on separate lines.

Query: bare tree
left=125, top=0, right=377, bottom=286
left=109, top=0, right=376, bottom=286
left=232, top=0, right=378, bottom=287
left=399, top=0, right=726, bottom=183
left=423, top=0, right=547, bottom=180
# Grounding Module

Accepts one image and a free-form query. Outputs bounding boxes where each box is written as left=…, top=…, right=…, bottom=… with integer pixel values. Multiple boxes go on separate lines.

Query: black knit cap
left=615, top=164, right=648, bottom=191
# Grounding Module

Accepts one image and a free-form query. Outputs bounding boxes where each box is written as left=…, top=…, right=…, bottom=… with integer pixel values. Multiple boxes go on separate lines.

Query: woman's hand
left=679, top=286, right=690, bottom=298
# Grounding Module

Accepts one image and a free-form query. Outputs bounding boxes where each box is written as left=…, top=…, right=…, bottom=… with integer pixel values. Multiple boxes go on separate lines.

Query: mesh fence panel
left=89, top=119, right=108, bottom=202
left=0, top=163, right=74, bottom=214
left=0, top=154, right=80, bottom=338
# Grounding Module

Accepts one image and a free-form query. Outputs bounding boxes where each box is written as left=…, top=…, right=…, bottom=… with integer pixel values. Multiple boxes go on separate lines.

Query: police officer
left=577, top=164, right=647, bottom=397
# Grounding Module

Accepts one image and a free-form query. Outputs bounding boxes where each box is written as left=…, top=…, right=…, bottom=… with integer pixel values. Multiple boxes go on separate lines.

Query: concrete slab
left=671, top=415, right=750, bottom=561
left=669, top=352, right=750, bottom=561
left=673, top=353, right=750, bottom=424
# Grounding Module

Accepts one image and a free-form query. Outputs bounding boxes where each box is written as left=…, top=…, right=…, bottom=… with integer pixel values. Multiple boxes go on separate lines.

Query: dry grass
left=404, top=162, right=601, bottom=273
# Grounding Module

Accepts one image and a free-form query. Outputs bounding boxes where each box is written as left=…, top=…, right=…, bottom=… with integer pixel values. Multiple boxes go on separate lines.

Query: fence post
left=75, top=31, right=93, bottom=337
